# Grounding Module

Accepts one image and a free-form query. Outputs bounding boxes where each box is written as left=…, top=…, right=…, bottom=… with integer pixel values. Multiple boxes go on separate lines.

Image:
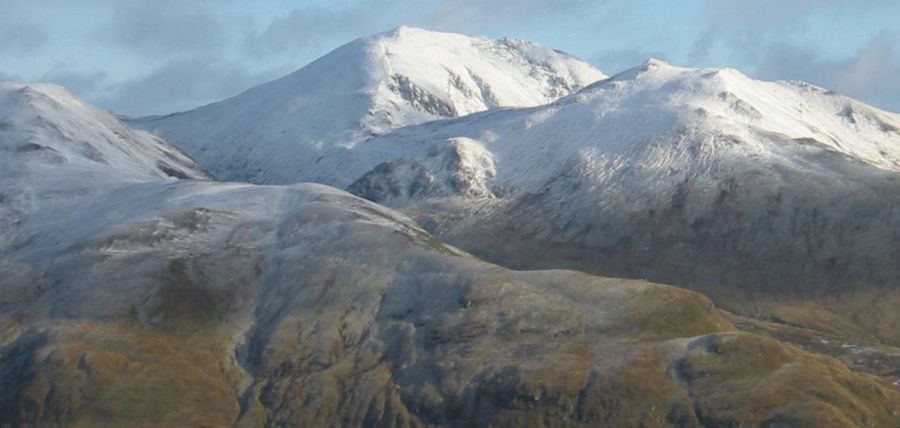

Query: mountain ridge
left=348, top=57, right=900, bottom=202
left=338, top=56, right=900, bottom=346
left=132, top=26, right=607, bottom=184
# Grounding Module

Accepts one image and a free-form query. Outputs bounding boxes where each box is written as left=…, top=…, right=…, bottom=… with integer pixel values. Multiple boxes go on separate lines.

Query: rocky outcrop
left=349, top=137, right=497, bottom=203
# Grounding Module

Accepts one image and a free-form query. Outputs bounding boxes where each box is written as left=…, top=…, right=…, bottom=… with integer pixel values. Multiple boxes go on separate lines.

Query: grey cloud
left=0, top=23, right=47, bottom=54
left=684, top=1, right=900, bottom=111
left=40, top=69, right=108, bottom=96
left=97, top=57, right=280, bottom=116
left=689, top=0, right=818, bottom=63
left=691, top=0, right=900, bottom=63
left=99, top=0, right=227, bottom=56
left=0, top=71, right=19, bottom=81
left=755, top=32, right=900, bottom=112
left=0, top=1, right=47, bottom=54
left=701, top=0, right=816, bottom=26
left=425, top=0, right=587, bottom=29
left=243, top=0, right=590, bottom=59
left=242, top=3, right=394, bottom=58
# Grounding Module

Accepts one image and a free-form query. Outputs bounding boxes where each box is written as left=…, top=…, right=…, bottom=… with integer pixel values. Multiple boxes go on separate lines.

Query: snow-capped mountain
left=132, top=27, right=606, bottom=184
left=6, top=80, right=896, bottom=427
left=343, top=59, right=900, bottom=344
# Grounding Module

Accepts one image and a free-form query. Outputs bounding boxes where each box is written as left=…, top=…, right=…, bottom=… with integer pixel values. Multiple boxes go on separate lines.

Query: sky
left=2, top=0, right=899, bottom=116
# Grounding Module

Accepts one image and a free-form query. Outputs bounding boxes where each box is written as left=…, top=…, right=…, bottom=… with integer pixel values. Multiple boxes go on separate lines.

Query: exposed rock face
left=348, top=137, right=497, bottom=203
left=1, top=182, right=897, bottom=427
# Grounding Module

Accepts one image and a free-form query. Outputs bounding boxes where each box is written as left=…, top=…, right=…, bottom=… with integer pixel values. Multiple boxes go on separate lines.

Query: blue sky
left=2, top=0, right=898, bottom=115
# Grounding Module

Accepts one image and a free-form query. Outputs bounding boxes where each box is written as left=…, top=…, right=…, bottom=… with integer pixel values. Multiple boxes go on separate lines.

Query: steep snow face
left=133, top=27, right=606, bottom=185
left=0, top=81, right=209, bottom=251
left=347, top=60, right=900, bottom=313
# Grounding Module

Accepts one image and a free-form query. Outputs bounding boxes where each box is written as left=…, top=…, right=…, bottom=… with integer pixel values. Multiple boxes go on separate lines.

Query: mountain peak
left=135, top=29, right=606, bottom=185
left=367, top=26, right=491, bottom=51
left=387, top=24, right=418, bottom=35
left=605, top=57, right=688, bottom=82
left=381, top=25, right=448, bottom=38
left=1, top=81, right=82, bottom=111
left=642, top=57, right=670, bottom=68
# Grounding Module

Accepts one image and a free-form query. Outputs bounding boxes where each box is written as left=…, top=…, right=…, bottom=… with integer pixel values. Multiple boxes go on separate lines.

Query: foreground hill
left=133, top=27, right=606, bottom=185
left=2, top=82, right=897, bottom=426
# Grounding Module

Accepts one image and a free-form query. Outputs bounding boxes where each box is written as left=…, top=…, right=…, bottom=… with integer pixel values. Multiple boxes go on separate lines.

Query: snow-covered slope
left=342, top=59, right=900, bottom=343
left=353, top=59, right=900, bottom=200
left=132, top=27, right=606, bottom=184
left=0, top=81, right=210, bottom=252
left=0, top=82, right=208, bottom=183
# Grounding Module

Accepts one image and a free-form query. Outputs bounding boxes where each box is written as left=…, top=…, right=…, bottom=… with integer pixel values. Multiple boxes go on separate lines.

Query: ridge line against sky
left=1, top=0, right=899, bottom=116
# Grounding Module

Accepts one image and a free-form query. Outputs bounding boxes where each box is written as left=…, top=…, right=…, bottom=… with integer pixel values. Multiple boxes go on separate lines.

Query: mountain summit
left=133, top=27, right=606, bottom=184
